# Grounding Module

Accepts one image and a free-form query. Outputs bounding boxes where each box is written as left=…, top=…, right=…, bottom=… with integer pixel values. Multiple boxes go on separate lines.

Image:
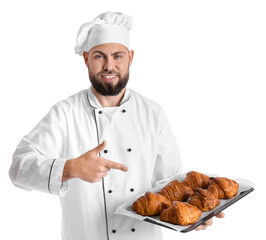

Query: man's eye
left=95, top=55, right=103, bottom=59
left=114, top=55, right=122, bottom=59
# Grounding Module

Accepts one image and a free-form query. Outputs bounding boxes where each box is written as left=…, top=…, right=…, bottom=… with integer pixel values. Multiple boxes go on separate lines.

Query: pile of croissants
left=132, top=171, right=239, bottom=225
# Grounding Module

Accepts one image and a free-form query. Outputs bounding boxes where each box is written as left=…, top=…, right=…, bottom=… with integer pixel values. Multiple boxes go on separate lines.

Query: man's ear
left=129, top=50, right=134, bottom=66
left=83, top=51, right=89, bottom=66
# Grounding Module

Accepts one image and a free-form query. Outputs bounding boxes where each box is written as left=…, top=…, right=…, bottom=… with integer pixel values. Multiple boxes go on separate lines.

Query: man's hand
left=195, top=212, right=225, bottom=231
left=62, top=140, right=128, bottom=183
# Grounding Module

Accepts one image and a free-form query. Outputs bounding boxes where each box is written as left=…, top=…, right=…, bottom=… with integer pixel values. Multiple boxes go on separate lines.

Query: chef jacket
left=9, top=86, right=182, bottom=240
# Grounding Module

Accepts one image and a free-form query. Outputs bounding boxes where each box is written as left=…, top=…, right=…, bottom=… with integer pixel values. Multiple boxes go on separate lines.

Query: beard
left=88, top=69, right=129, bottom=96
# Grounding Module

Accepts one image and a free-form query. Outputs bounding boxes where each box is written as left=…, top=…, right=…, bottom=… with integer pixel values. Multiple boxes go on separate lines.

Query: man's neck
left=91, top=87, right=126, bottom=107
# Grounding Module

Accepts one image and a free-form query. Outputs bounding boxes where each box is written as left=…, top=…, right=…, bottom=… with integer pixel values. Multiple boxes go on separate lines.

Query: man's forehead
left=89, top=43, right=129, bottom=55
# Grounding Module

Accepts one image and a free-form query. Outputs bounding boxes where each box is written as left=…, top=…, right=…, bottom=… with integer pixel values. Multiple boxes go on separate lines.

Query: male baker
left=9, top=11, right=223, bottom=240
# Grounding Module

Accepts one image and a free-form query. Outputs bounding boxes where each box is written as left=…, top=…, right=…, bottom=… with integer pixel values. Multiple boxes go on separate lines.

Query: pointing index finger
left=103, top=159, right=128, bottom=172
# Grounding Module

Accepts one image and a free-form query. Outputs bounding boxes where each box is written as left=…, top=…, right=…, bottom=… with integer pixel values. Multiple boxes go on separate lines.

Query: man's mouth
left=100, top=74, right=118, bottom=83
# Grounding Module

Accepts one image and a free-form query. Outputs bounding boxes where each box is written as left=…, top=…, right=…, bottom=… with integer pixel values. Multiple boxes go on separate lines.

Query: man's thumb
left=92, top=140, right=106, bottom=154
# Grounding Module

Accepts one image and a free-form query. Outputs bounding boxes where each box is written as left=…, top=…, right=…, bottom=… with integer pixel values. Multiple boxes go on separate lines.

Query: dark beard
left=89, top=71, right=129, bottom=96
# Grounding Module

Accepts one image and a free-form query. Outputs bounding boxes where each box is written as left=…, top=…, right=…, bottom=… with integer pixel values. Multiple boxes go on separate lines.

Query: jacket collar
left=87, top=86, right=131, bottom=109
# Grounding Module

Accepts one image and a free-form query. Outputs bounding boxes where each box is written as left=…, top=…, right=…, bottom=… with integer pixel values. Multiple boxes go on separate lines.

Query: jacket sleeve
left=9, top=102, right=69, bottom=197
left=151, top=106, right=183, bottom=188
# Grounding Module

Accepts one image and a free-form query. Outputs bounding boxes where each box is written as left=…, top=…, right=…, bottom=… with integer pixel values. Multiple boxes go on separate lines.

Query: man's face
left=83, top=43, right=134, bottom=96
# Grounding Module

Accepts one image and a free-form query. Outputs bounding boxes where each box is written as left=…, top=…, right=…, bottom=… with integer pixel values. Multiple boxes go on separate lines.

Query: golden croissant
left=158, top=180, right=193, bottom=202
left=132, top=191, right=172, bottom=216
left=182, top=171, right=211, bottom=190
left=189, top=188, right=220, bottom=211
left=159, top=201, right=202, bottom=225
left=207, top=177, right=239, bottom=199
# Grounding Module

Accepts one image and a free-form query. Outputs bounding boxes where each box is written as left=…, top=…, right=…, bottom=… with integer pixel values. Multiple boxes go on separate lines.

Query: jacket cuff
left=48, top=158, right=69, bottom=197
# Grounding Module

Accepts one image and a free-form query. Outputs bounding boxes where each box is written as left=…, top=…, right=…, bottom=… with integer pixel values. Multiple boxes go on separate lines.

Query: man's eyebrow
left=91, top=50, right=127, bottom=55
left=91, top=50, right=105, bottom=55
left=111, top=51, right=127, bottom=55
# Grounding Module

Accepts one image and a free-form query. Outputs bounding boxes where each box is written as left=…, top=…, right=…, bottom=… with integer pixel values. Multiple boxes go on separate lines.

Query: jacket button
left=131, top=228, right=135, bottom=232
left=130, top=188, right=134, bottom=192
left=122, top=109, right=126, bottom=113
left=108, top=190, right=112, bottom=193
left=98, top=110, right=103, bottom=114
left=104, top=149, right=108, bottom=153
left=127, top=148, right=132, bottom=152
left=112, top=229, right=116, bottom=233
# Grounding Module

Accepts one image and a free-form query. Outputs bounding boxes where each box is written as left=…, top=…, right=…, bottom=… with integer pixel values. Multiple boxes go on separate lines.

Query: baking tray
left=115, top=174, right=254, bottom=233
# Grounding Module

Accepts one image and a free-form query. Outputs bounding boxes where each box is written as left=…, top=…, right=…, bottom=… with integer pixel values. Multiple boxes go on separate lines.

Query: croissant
left=189, top=188, right=220, bottom=211
left=207, top=177, right=239, bottom=199
left=132, top=191, right=172, bottom=216
left=181, top=171, right=211, bottom=190
left=158, top=180, right=193, bottom=202
left=159, top=201, right=202, bottom=225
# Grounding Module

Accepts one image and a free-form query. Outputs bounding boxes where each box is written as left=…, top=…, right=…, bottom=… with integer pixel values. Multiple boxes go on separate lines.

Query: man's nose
left=103, top=57, right=115, bottom=72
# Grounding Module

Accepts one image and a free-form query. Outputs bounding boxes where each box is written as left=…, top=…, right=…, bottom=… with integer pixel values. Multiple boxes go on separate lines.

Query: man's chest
left=64, top=105, right=159, bottom=168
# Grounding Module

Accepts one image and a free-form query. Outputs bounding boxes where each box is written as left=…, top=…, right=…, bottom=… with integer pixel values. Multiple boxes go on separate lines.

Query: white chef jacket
left=9, top=86, right=182, bottom=240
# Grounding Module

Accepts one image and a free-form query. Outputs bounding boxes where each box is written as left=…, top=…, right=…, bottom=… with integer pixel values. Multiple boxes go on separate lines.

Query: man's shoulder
left=52, top=89, right=88, bottom=111
left=130, top=89, right=162, bottom=111
left=65, top=89, right=88, bottom=103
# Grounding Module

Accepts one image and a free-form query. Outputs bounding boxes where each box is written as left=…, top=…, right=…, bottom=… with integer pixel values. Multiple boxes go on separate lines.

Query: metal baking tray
left=145, top=187, right=254, bottom=232
left=115, top=174, right=254, bottom=233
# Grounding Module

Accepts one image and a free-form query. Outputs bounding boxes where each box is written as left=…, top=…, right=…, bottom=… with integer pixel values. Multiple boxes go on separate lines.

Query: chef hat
left=74, top=11, right=132, bottom=56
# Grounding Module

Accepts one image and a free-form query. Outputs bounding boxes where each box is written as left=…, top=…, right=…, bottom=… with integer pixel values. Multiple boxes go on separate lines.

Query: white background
left=1, top=0, right=265, bottom=239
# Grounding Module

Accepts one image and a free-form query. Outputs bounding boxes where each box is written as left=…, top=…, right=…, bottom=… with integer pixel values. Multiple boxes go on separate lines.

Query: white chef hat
left=74, top=11, right=132, bottom=56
